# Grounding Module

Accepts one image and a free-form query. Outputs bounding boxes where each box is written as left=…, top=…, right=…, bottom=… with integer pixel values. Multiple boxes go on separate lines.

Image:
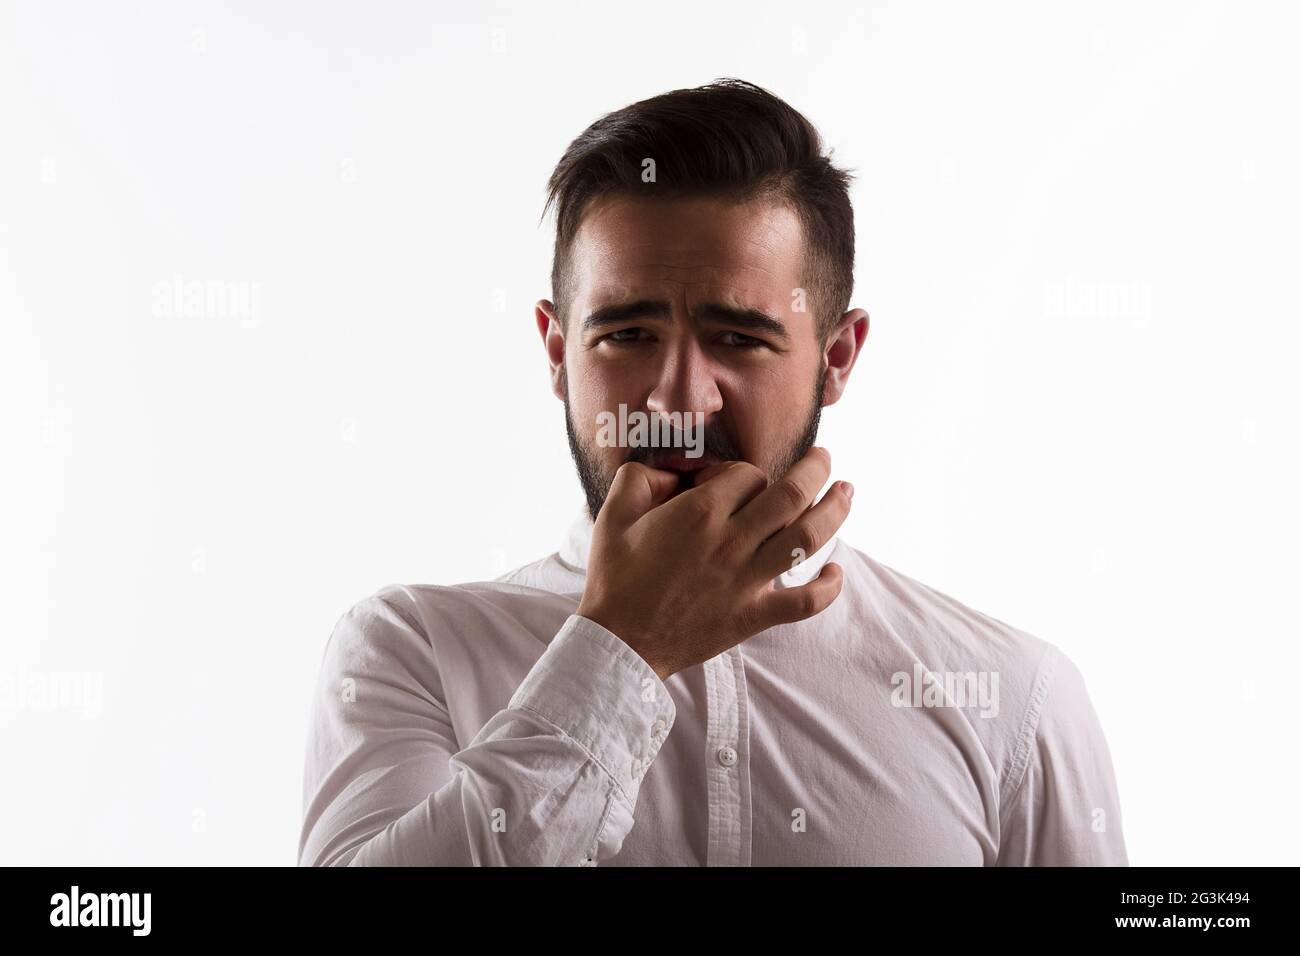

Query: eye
left=601, top=327, right=648, bottom=345
left=719, top=331, right=765, bottom=349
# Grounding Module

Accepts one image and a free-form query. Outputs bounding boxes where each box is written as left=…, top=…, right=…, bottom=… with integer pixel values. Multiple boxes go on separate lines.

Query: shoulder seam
left=495, top=555, right=559, bottom=587
left=370, top=586, right=426, bottom=637
left=999, top=643, right=1060, bottom=810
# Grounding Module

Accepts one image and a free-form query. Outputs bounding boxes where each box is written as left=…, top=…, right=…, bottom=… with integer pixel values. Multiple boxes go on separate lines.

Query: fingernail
left=842, top=481, right=854, bottom=500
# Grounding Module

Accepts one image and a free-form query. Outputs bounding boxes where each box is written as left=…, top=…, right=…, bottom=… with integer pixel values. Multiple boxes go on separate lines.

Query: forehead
left=568, top=194, right=805, bottom=309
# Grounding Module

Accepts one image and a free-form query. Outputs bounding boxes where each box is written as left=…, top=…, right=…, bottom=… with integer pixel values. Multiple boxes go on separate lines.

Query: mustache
left=624, top=423, right=743, bottom=466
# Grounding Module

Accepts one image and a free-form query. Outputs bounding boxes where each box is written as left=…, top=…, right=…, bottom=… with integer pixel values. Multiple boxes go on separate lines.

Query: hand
left=576, top=446, right=852, bottom=679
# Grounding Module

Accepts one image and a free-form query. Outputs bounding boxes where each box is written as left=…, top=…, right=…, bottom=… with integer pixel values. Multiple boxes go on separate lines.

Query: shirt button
left=630, top=758, right=643, bottom=779
left=716, top=745, right=738, bottom=768
left=650, top=719, right=666, bottom=739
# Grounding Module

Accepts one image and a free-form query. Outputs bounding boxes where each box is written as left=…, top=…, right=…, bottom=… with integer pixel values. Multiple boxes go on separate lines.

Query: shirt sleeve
left=995, top=646, right=1129, bottom=866
left=298, top=595, right=676, bottom=866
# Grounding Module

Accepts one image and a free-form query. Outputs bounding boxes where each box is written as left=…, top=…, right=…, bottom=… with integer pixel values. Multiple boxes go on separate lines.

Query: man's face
left=541, top=194, right=832, bottom=521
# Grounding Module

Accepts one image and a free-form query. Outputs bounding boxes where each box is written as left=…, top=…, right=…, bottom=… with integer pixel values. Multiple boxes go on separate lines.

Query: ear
left=535, top=299, right=567, bottom=401
left=820, top=308, right=869, bottom=407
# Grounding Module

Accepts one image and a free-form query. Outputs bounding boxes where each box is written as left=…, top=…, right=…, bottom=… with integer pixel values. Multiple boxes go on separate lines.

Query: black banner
left=4, top=865, right=1283, bottom=942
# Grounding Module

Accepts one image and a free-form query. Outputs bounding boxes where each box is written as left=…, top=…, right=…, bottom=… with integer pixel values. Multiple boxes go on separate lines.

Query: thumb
left=601, top=461, right=681, bottom=528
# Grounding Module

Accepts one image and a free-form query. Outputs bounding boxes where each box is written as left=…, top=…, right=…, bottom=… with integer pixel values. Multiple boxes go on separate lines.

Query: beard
left=564, top=372, right=825, bottom=523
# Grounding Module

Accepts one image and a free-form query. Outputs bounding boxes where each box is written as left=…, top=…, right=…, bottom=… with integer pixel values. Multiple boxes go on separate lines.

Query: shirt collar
left=558, top=507, right=838, bottom=590
left=558, top=507, right=596, bottom=573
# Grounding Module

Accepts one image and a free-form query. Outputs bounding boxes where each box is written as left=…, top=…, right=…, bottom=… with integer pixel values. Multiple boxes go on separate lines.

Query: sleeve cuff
left=509, top=614, right=676, bottom=800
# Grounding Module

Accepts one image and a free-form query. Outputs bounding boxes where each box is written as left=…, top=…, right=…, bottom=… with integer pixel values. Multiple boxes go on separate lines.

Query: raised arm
left=299, top=594, right=674, bottom=866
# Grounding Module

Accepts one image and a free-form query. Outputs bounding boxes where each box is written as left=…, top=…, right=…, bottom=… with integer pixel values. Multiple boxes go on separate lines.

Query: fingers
left=690, top=461, right=735, bottom=488
left=750, top=480, right=853, bottom=582
left=689, top=460, right=769, bottom=515
left=600, top=461, right=681, bottom=528
left=733, top=446, right=832, bottom=544
left=753, top=561, right=844, bottom=628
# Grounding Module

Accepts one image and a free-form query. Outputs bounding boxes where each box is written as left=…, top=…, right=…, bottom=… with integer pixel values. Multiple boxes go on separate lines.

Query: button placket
left=702, top=648, right=750, bottom=866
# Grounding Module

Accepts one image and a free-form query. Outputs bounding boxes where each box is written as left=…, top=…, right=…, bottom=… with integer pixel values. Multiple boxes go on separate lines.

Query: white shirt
left=299, top=512, right=1128, bottom=866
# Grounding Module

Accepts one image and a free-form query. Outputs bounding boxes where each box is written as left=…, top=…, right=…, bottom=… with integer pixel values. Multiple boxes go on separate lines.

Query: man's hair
left=542, top=78, right=856, bottom=342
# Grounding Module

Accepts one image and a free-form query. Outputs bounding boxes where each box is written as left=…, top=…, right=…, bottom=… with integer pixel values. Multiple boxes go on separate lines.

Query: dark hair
left=542, top=78, right=856, bottom=341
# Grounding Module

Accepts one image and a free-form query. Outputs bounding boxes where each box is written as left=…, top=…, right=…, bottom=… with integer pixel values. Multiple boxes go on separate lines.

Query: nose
left=645, top=337, right=724, bottom=422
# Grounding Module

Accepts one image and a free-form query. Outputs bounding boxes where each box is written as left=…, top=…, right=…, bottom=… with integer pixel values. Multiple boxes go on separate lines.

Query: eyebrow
left=581, top=299, right=791, bottom=343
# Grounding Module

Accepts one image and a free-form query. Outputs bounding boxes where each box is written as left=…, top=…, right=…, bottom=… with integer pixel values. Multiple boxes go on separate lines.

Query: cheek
left=721, top=370, right=817, bottom=460
left=568, top=350, right=649, bottom=412
left=719, top=362, right=790, bottom=413
left=564, top=368, right=628, bottom=455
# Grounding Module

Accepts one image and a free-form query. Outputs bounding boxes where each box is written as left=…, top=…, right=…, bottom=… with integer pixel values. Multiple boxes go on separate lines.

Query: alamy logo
left=49, top=886, right=151, bottom=936
left=595, top=404, right=704, bottom=458
left=890, top=663, right=1000, bottom=718
left=151, top=274, right=262, bottom=328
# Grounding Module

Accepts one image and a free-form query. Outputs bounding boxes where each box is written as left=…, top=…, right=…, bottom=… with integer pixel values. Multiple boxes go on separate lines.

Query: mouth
left=642, top=452, right=724, bottom=497
left=667, top=469, right=698, bottom=495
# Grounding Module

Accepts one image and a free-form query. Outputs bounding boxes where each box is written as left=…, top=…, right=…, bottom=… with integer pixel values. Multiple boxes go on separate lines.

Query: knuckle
left=736, top=600, right=763, bottom=637
left=775, top=480, right=806, bottom=511
left=607, top=463, right=639, bottom=496
left=794, top=523, right=820, bottom=556
left=796, top=588, right=820, bottom=619
left=717, top=524, right=748, bottom=560
left=682, top=492, right=715, bottom=523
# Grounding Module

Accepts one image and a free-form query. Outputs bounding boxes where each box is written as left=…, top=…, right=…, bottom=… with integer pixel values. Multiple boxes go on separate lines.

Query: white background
left=2, top=0, right=1296, bottom=865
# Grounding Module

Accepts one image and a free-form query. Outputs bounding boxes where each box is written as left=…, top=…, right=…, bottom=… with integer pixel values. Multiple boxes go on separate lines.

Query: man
left=298, top=79, right=1127, bottom=866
